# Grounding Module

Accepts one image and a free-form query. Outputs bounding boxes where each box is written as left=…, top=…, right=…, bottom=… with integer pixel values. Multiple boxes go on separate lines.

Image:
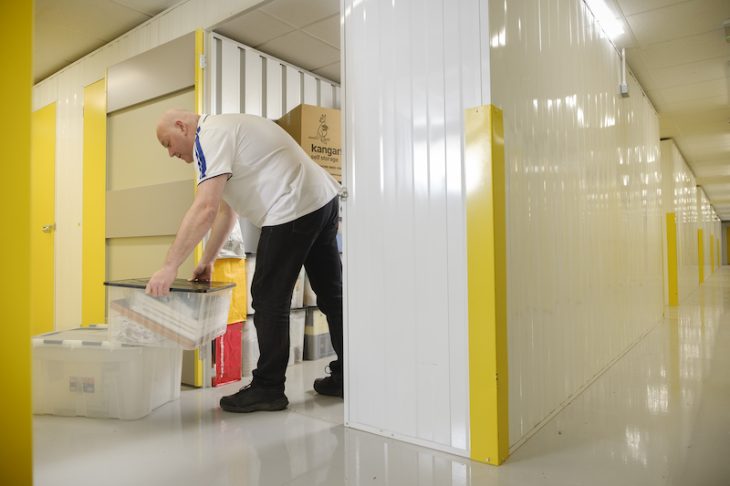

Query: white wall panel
left=221, top=40, right=242, bottom=113
left=284, top=66, right=302, bottom=113
left=303, top=74, right=318, bottom=105
left=265, top=59, right=283, bottom=118
left=243, top=51, right=264, bottom=116
left=54, top=66, right=84, bottom=331
left=210, top=33, right=340, bottom=119
left=343, top=0, right=487, bottom=456
left=320, top=82, right=333, bottom=108
left=31, top=0, right=268, bottom=329
left=489, top=0, right=664, bottom=448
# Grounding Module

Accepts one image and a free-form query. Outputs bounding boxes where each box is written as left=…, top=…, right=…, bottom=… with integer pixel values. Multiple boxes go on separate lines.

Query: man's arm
left=190, top=200, right=238, bottom=281
left=146, top=174, right=228, bottom=296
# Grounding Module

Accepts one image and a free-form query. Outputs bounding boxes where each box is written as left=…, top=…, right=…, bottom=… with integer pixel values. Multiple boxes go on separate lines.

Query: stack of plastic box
left=31, top=279, right=234, bottom=420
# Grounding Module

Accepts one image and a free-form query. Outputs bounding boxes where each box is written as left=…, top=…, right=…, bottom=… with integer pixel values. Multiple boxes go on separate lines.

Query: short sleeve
left=194, top=126, right=234, bottom=184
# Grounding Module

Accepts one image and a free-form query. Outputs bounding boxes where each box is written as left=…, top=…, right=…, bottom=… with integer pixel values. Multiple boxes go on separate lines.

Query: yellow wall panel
left=30, top=103, right=56, bottom=335
left=0, top=1, right=33, bottom=483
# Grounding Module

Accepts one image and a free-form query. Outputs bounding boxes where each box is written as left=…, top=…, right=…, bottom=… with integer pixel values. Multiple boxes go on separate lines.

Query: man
left=146, top=109, right=344, bottom=412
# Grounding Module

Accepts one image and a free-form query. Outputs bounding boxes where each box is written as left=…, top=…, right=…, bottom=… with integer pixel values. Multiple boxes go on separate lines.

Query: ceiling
left=34, top=0, right=730, bottom=219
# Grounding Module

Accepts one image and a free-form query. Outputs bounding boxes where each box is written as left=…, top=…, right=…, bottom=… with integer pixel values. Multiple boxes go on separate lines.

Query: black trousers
left=251, top=197, right=343, bottom=391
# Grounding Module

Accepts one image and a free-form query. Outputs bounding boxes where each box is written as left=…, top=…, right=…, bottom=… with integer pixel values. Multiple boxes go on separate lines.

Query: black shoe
left=219, top=383, right=289, bottom=413
left=313, top=367, right=344, bottom=398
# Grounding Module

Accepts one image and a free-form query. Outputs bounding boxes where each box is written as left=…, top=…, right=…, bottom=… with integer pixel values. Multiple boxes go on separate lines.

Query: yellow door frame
left=0, top=1, right=33, bottom=483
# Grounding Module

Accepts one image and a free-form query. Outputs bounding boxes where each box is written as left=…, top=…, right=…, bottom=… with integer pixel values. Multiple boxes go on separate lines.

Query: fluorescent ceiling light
left=585, top=0, right=625, bottom=39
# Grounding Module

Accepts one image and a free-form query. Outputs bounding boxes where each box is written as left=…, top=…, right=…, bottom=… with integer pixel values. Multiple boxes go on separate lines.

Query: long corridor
left=34, top=268, right=730, bottom=486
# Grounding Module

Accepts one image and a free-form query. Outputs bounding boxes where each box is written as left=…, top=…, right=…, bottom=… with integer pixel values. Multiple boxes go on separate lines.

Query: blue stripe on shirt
left=195, top=126, right=207, bottom=178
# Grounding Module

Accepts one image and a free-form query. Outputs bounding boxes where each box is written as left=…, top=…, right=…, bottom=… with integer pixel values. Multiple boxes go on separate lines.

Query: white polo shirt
left=193, top=114, right=341, bottom=227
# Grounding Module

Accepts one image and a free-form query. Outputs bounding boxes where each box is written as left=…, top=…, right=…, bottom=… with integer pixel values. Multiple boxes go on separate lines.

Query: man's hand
left=191, top=262, right=213, bottom=282
left=146, top=265, right=178, bottom=297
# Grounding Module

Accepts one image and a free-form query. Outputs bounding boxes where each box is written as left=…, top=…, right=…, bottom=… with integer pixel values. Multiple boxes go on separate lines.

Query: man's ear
left=175, top=120, right=186, bottom=134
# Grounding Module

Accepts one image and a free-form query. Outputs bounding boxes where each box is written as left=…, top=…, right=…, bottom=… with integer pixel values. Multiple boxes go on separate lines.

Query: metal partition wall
left=206, top=32, right=341, bottom=253
left=342, top=0, right=489, bottom=457
left=489, top=0, right=665, bottom=448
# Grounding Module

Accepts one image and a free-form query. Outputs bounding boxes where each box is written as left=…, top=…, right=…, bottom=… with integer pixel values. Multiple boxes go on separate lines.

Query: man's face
left=158, top=121, right=194, bottom=163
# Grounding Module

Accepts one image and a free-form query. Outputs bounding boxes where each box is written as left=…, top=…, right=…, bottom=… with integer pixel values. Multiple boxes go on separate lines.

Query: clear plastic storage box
left=105, top=278, right=235, bottom=349
left=32, top=325, right=182, bottom=420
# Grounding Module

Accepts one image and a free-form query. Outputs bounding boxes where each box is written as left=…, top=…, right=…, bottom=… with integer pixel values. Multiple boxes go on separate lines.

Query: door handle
left=41, top=224, right=55, bottom=233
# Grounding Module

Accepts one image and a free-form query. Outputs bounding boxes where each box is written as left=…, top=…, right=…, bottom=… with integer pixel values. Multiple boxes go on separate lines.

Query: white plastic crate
left=304, top=308, right=335, bottom=360
left=105, top=278, right=234, bottom=349
left=32, top=326, right=182, bottom=420
left=289, top=309, right=305, bottom=366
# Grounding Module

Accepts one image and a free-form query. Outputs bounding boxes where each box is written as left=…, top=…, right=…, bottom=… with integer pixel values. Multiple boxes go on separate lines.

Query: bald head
left=156, top=109, right=200, bottom=163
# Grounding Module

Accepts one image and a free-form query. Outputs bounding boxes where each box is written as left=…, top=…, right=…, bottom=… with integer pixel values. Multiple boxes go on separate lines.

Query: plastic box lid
left=32, top=325, right=134, bottom=349
left=104, top=278, right=235, bottom=293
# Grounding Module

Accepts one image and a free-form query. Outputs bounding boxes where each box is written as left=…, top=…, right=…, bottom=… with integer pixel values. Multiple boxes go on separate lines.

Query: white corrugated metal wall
left=490, top=0, right=666, bottom=448
left=206, top=32, right=341, bottom=253
left=208, top=33, right=340, bottom=119
left=342, top=0, right=489, bottom=457
left=32, top=0, right=269, bottom=330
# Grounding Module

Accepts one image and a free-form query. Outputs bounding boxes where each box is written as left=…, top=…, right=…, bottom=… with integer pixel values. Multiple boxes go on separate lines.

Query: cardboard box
left=276, top=104, right=342, bottom=183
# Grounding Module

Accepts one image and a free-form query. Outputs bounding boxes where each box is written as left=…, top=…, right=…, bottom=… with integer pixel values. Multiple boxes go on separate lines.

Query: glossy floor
left=34, top=270, right=730, bottom=485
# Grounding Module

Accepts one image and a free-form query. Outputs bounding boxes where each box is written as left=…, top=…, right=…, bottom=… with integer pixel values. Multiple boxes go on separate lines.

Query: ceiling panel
left=659, top=95, right=728, bottom=113
left=111, top=0, right=179, bottom=16
left=643, top=57, right=728, bottom=90
left=668, top=107, right=730, bottom=132
left=39, top=0, right=149, bottom=42
left=313, top=61, right=341, bottom=82
left=33, top=22, right=107, bottom=81
left=33, top=0, right=180, bottom=83
left=616, top=0, right=685, bottom=17
left=257, top=30, right=340, bottom=72
left=626, top=0, right=730, bottom=46
left=302, top=14, right=340, bottom=47
left=214, top=11, right=296, bottom=48
left=637, top=30, right=728, bottom=69
left=260, top=0, right=339, bottom=28
left=653, top=79, right=728, bottom=104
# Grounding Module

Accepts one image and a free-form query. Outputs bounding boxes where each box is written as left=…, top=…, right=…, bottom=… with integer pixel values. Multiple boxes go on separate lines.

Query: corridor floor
left=34, top=269, right=730, bottom=485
